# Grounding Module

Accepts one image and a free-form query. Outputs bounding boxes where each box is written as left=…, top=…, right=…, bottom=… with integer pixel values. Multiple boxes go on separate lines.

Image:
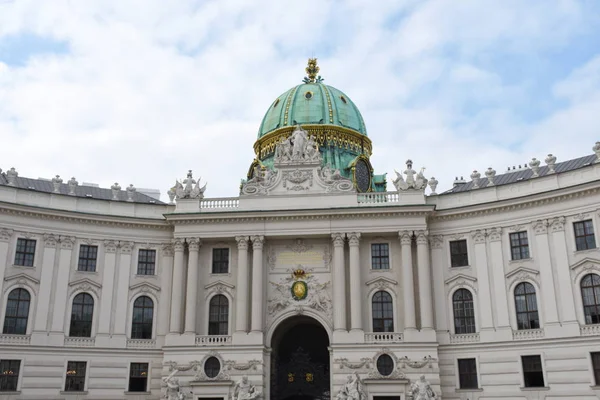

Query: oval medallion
left=291, top=281, right=308, bottom=301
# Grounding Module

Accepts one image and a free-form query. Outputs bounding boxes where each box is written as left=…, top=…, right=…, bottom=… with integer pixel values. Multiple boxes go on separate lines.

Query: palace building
left=1, top=59, right=600, bottom=399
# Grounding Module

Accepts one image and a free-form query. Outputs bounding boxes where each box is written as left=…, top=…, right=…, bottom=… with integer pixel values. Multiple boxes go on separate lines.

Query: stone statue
left=335, top=372, right=366, bottom=400
left=232, top=375, right=261, bottom=400
left=320, top=164, right=343, bottom=183
left=291, top=125, right=307, bottom=159
left=393, top=160, right=428, bottom=191
left=162, top=370, right=184, bottom=400
left=409, top=375, right=436, bottom=400
left=174, top=170, right=207, bottom=200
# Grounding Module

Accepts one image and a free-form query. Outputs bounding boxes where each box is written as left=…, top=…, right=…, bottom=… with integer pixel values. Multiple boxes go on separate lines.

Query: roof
left=0, top=173, right=165, bottom=204
left=442, top=154, right=597, bottom=194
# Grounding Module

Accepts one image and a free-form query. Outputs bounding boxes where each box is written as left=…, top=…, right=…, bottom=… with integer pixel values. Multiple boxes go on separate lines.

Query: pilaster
left=49, top=236, right=75, bottom=345
left=487, top=227, right=512, bottom=340
left=471, top=230, right=494, bottom=341
left=112, top=241, right=133, bottom=346
left=234, top=236, right=250, bottom=338
left=348, top=232, right=363, bottom=333
left=429, top=235, right=449, bottom=343
left=332, top=233, right=347, bottom=335
left=31, top=233, right=58, bottom=345
left=400, top=231, right=416, bottom=340
left=250, top=235, right=265, bottom=335
left=158, top=243, right=174, bottom=339
left=416, top=230, right=434, bottom=334
left=169, top=238, right=185, bottom=334
left=184, top=238, right=201, bottom=336
left=95, top=240, right=118, bottom=347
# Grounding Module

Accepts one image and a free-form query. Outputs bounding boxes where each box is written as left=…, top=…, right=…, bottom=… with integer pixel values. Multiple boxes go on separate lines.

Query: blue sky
left=1, top=0, right=600, bottom=198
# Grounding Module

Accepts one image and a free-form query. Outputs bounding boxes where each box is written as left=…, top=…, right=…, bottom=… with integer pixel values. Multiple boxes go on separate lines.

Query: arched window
left=581, top=274, right=600, bottom=325
left=208, top=295, right=229, bottom=335
left=2, top=288, right=30, bottom=334
left=69, top=293, right=94, bottom=337
left=514, top=282, right=539, bottom=330
left=372, top=291, right=394, bottom=332
left=131, top=296, right=153, bottom=339
left=453, top=289, right=476, bottom=334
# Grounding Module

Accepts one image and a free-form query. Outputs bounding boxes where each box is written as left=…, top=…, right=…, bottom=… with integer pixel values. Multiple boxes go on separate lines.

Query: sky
left=1, top=0, right=600, bottom=200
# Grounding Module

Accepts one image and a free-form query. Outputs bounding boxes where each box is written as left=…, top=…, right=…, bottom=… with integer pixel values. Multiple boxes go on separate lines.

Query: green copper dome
left=258, top=82, right=367, bottom=138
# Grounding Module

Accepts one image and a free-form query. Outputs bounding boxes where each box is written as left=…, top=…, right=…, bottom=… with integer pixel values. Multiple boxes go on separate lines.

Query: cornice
left=0, top=201, right=171, bottom=231
left=431, top=183, right=600, bottom=222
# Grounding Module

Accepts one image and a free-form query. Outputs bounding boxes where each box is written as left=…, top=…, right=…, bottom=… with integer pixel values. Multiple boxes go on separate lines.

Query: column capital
left=172, top=238, right=185, bottom=252
left=104, top=240, right=118, bottom=253
left=119, top=241, right=134, bottom=254
left=415, top=230, right=429, bottom=245
left=470, top=229, right=486, bottom=244
left=236, top=236, right=249, bottom=250
left=186, top=237, right=202, bottom=251
left=532, top=219, right=549, bottom=235
left=44, top=233, right=59, bottom=248
left=331, top=233, right=345, bottom=247
left=487, top=227, right=502, bottom=242
left=0, top=228, right=14, bottom=242
left=399, top=231, right=412, bottom=246
left=429, top=235, right=443, bottom=249
left=161, top=242, right=174, bottom=257
left=59, top=235, right=75, bottom=250
left=347, top=232, right=361, bottom=246
left=251, top=235, right=265, bottom=249
left=550, top=216, right=566, bottom=232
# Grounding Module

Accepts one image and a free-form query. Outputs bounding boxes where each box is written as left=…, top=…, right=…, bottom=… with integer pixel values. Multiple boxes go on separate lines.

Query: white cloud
left=0, top=0, right=599, bottom=199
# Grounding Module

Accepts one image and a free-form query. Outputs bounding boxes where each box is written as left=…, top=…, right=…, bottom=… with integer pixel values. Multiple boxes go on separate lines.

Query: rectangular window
left=77, top=245, right=98, bottom=272
left=450, top=240, right=468, bottom=267
left=574, top=220, right=596, bottom=251
left=457, top=358, right=478, bottom=389
left=371, top=243, right=390, bottom=270
left=14, top=238, right=36, bottom=267
left=128, top=363, right=148, bottom=392
left=137, top=249, right=156, bottom=275
left=0, top=359, right=20, bottom=392
left=521, top=355, right=544, bottom=388
left=64, top=361, right=86, bottom=392
left=510, top=231, right=530, bottom=260
left=212, top=248, right=229, bottom=274
left=592, top=352, right=600, bottom=386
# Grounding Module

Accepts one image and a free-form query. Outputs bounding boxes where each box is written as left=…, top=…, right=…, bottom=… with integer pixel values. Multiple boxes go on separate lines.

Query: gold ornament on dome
left=303, top=58, right=323, bottom=83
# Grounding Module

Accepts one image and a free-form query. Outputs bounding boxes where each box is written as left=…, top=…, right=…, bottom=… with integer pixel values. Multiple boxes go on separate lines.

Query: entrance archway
left=270, top=316, right=330, bottom=400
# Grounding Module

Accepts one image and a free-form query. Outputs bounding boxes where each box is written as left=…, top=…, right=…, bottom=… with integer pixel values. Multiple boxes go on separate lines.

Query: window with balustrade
left=581, top=273, right=600, bottom=325
left=208, top=295, right=229, bottom=335
left=514, top=282, right=540, bottom=330
left=2, top=288, right=30, bottom=335
left=453, top=289, right=476, bottom=334
left=131, top=296, right=153, bottom=339
left=69, top=293, right=94, bottom=337
left=372, top=291, right=394, bottom=332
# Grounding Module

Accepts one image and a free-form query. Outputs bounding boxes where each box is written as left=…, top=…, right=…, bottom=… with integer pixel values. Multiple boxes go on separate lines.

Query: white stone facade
left=2, top=143, right=600, bottom=400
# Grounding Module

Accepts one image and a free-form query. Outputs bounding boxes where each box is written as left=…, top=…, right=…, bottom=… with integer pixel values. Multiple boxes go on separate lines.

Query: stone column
left=348, top=233, right=363, bottom=332
left=471, top=230, right=494, bottom=336
left=158, top=243, right=174, bottom=337
left=532, top=221, right=560, bottom=327
left=429, top=236, right=448, bottom=333
left=332, top=233, right=347, bottom=332
left=487, top=228, right=511, bottom=339
left=416, top=231, right=434, bottom=330
left=251, top=235, right=265, bottom=333
left=50, top=236, right=75, bottom=334
left=400, top=231, right=416, bottom=331
left=184, top=238, right=201, bottom=334
left=33, top=234, right=58, bottom=337
left=113, top=241, right=133, bottom=337
left=550, top=217, right=578, bottom=331
left=169, top=238, right=185, bottom=333
left=235, top=236, right=250, bottom=333
left=97, top=240, right=118, bottom=336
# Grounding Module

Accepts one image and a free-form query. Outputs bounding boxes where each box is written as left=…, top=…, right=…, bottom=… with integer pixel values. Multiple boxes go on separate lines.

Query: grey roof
left=0, top=173, right=165, bottom=204
left=442, top=154, right=597, bottom=194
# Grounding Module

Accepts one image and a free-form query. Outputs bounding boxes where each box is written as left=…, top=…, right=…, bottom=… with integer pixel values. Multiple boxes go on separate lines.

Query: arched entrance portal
left=270, top=316, right=330, bottom=400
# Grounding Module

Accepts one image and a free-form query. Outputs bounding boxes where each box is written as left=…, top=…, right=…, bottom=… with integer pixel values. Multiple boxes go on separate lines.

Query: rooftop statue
left=393, top=159, right=428, bottom=191
left=409, top=375, right=436, bottom=400
left=168, top=170, right=207, bottom=201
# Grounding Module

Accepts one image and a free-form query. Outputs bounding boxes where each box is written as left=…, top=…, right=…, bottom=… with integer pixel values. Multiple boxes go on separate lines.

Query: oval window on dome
left=340, top=95, right=347, bottom=104
left=204, top=356, right=221, bottom=379
left=304, top=91, right=313, bottom=100
left=273, top=98, right=280, bottom=108
left=354, top=159, right=371, bottom=193
left=376, top=354, right=394, bottom=376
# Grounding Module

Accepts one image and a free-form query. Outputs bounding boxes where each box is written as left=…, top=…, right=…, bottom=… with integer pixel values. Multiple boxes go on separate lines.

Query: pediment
left=505, top=267, right=539, bottom=280
left=4, top=273, right=40, bottom=286
left=570, top=257, right=600, bottom=271
left=129, top=282, right=161, bottom=292
left=444, top=273, right=477, bottom=285
left=365, top=276, right=398, bottom=287
left=204, top=280, right=235, bottom=290
left=69, top=278, right=102, bottom=290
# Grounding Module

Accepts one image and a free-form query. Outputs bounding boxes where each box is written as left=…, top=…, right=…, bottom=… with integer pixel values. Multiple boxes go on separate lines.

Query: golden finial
left=303, top=58, right=323, bottom=83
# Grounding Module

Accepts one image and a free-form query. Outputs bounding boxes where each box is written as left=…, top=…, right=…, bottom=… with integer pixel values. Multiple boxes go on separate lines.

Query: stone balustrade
left=357, top=192, right=399, bottom=204
left=200, top=197, right=240, bottom=210
left=126, top=339, right=156, bottom=349
left=512, top=329, right=545, bottom=341
left=64, top=337, right=96, bottom=347
left=449, top=333, right=480, bottom=344
left=195, top=335, right=232, bottom=346
left=0, top=334, right=31, bottom=345
left=364, top=332, right=403, bottom=343
left=580, top=324, right=600, bottom=336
